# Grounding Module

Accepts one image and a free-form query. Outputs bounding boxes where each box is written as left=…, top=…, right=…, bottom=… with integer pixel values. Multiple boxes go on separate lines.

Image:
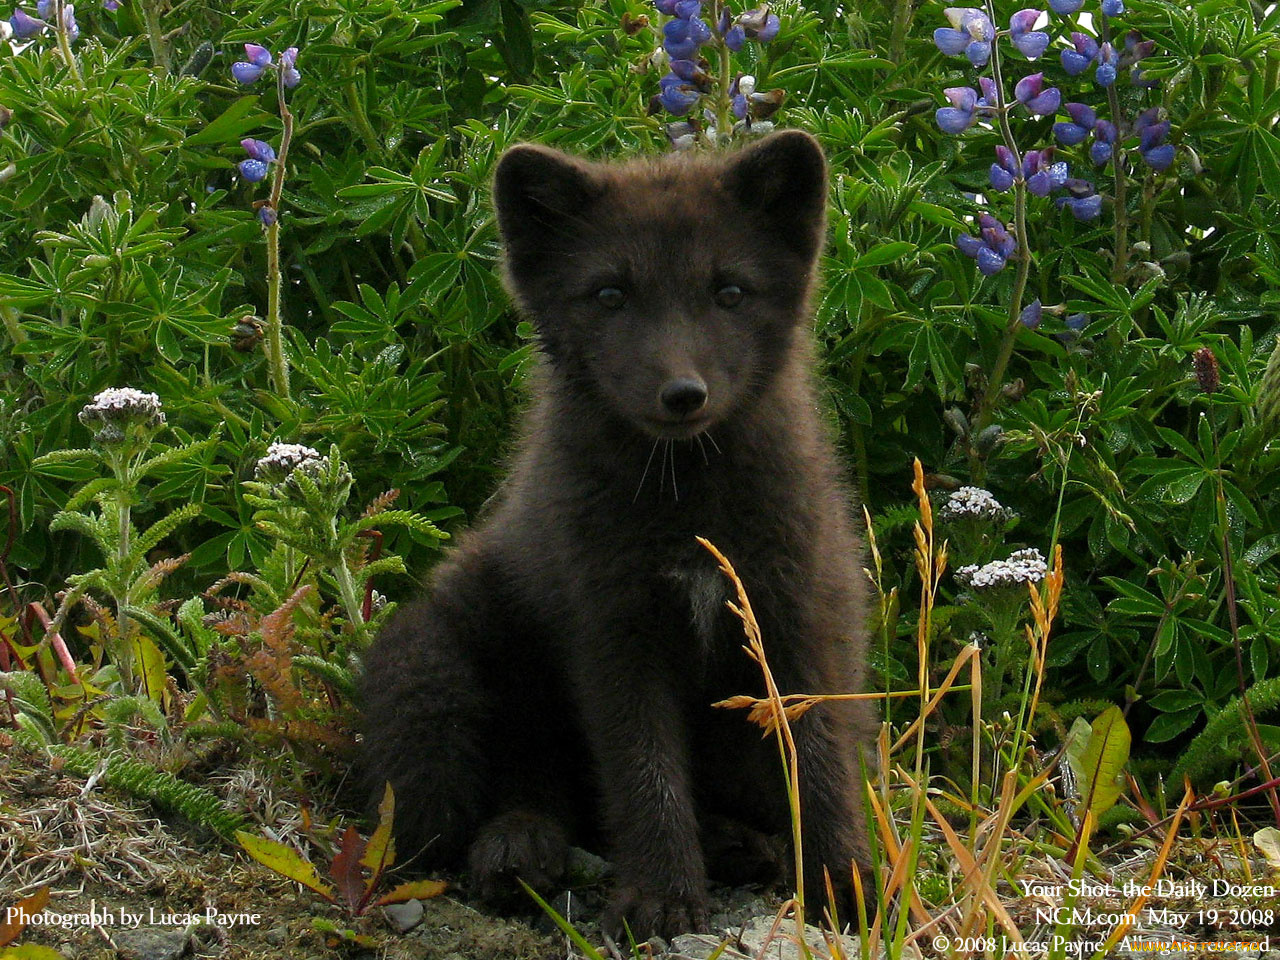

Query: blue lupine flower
left=990, top=145, right=1018, bottom=191
left=724, top=23, right=745, bottom=50
left=232, top=43, right=273, bottom=84
left=238, top=138, right=275, bottom=183
left=1095, top=42, right=1118, bottom=86
left=957, top=213, right=1016, bottom=275
left=736, top=6, right=780, bottom=43
left=1014, top=73, right=1060, bottom=116
left=663, top=14, right=711, bottom=58
left=1054, top=102, right=1096, bottom=146
left=976, top=76, right=997, bottom=106
left=1061, top=32, right=1098, bottom=76
left=1008, top=9, right=1049, bottom=60
left=280, top=46, right=300, bottom=87
left=1020, top=299, right=1043, bottom=329
left=1055, top=179, right=1102, bottom=219
left=1137, top=109, right=1174, bottom=170
left=674, top=0, right=700, bottom=17
left=1090, top=120, right=1116, bottom=166
left=258, top=205, right=278, bottom=227
left=1047, top=0, right=1082, bottom=13
left=1021, top=149, right=1068, bottom=197
left=239, top=160, right=270, bottom=183
left=60, top=2, right=76, bottom=42
left=730, top=75, right=748, bottom=119
left=9, top=8, right=43, bottom=38
left=658, top=72, right=701, bottom=115
left=242, top=138, right=276, bottom=163
left=35, top=0, right=48, bottom=14
left=654, top=0, right=679, bottom=13
left=103, top=0, right=120, bottom=8
left=934, top=7, right=995, bottom=67
left=1101, top=0, right=1123, bottom=15
left=936, top=86, right=979, bottom=134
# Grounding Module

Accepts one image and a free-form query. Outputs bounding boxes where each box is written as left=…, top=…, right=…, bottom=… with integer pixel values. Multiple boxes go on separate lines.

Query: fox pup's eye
left=715, top=285, right=744, bottom=308
left=596, top=287, right=626, bottom=309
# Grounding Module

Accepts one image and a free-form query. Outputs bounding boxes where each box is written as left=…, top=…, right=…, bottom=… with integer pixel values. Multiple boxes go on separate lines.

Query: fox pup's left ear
left=722, top=130, right=828, bottom=259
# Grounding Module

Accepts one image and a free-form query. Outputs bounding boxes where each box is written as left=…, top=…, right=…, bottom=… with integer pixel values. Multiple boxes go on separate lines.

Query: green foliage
left=15, top=730, right=247, bottom=840
left=0, top=0, right=1278, bottom=806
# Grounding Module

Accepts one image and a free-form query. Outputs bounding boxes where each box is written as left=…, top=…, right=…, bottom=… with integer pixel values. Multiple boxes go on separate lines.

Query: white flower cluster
left=956, top=547, right=1047, bottom=590
left=79, top=387, right=165, bottom=442
left=254, top=441, right=322, bottom=479
left=939, top=485, right=1014, bottom=523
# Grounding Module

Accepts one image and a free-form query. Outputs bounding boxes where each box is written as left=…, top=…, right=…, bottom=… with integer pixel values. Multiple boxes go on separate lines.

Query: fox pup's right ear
left=494, top=145, right=602, bottom=257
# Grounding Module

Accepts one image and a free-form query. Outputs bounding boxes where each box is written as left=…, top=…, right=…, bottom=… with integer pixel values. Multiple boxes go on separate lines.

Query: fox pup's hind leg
left=359, top=541, right=579, bottom=895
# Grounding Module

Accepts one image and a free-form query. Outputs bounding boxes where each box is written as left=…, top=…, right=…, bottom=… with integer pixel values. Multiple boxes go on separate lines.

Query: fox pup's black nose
left=659, top=378, right=708, bottom=417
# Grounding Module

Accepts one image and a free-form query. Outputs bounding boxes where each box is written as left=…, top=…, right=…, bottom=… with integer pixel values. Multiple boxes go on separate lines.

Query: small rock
left=383, top=898, right=425, bottom=932
left=112, top=927, right=190, bottom=960
left=669, top=933, right=751, bottom=960
left=737, top=915, right=860, bottom=960
left=564, top=846, right=611, bottom=885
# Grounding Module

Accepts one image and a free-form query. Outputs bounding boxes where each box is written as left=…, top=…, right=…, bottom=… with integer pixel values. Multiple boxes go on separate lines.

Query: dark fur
left=359, top=131, right=876, bottom=937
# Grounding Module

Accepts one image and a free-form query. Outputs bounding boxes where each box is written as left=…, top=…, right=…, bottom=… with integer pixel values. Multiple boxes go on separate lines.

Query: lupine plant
left=229, top=41, right=301, bottom=401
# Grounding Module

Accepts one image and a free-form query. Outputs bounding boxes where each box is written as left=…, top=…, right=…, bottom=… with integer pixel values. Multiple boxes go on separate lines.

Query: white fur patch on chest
left=662, top=563, right=728, bottom=651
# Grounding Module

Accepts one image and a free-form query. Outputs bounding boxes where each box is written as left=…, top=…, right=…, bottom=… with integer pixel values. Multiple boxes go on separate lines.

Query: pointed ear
left=722, top=130, right=828, bottom=259
left=493, top=144, right=603, bottom=260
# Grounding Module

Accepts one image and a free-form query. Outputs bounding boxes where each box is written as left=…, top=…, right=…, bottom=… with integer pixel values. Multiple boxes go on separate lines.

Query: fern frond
left=127, top=502, right=202, bottom=567
left=293, top=654, right=357, bottom=701
left=0, top=670, right=56, bottom=742
left=135, top=433, right=220, bottom=480
left=1169, top=676, right=1280, bottom=790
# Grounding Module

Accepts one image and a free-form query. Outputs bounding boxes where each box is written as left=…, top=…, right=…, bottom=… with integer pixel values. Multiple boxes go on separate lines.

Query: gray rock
left=112, top=927, right=190, bottom=960
left=382, top=898, right=425, bottom=932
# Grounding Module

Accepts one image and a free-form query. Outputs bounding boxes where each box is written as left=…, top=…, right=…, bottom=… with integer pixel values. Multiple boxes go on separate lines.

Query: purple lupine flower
left=1014, top=73, right=1060, bottom=116
left=674, top=0, right=700, bottom=17
left=936, top=86, right=979, bottom=134
left=654, top=0, right=679, bottom=13
left=729, top=75, right=748, bottom=119
left=724, top=23, right=745, bottom=50
left=1057, top=312, right=1088, bottom=343
left=957, top=213, right=1016, bottom=275
left=1090, top=120, right=1116, bottom=166
left=1047, top=0, right=1083, bottom=12
left=232, top=43, right=273, bottom=84
left=257, top=205, right=277, bottom=227
left=1055, top=179, right=1102, bottom=219
left=934, top=7, right=995, bottom=67
left=241, top=138, right=276, bottom=163
left=35, top=0, right=48, bottom=14
left=658, top=72, right=701, bottom=115
left=239, top=159, right=270, bottom=182
left=977, top=76, right=997, bottom=106
left=59, top=2, right=76, bottom=42
left=1101, top=0, right=1123, bottom=15
left=1137, top=109, right=1174, bottom=170
left=1022, top=148, right=1068, bottom=197
left=737, top=6, right=780, bottom=43
left=1008, top=9, right=1049, bottom=60
left=1020, top=299, right=1043, bottom=329
left=1095, top=42, right=1118, bottom=86
left=1061, top=32, right=1098, bottom=76
left=238, top=138, right=275, bottom=183
left=990, top=145, right=1018, bottom=191
left=103, top=0, right=120, bottom=8
left=1054, top=102, right=1096, bottom=146
left=9, top=8, right=43, bottom=38
left=280, top=46, right=300, bottom=87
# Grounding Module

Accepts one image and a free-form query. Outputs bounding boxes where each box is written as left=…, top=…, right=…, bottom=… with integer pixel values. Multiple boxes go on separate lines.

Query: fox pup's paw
left=467, top=809, right=569, bottom=902
left=603, top=884, right=710, bottom=940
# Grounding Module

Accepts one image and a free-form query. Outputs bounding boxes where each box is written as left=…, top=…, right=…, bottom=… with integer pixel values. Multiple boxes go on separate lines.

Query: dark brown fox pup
left=358, top=130, right=876, bottom=938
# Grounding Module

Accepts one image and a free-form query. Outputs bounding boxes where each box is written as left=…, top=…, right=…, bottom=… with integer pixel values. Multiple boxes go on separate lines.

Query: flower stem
left=263, top=69, right=294, bottom=402
left=971, top=4, right=1032, bottom=478
left=1099, top=14, right=1129, bottom=282
left=51, top=0, right=82, bottom=84
left=715, top=7, right=732, bottom=146
left=139, top=0, right=172, bottom=73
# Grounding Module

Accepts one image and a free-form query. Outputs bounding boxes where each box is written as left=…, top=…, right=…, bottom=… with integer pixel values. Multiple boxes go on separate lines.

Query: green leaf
left=237, top=832, right=338, bottom=903
left=185, top=96, right=262, bottom=148
left=1073, top=705, right=1131, bottom=818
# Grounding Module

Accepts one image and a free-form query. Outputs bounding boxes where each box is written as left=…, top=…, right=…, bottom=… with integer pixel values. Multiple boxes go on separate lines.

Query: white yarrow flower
left=255, top=441, right=323, bottom=479
left=956, top=548, right=1047, bottom=590
left=939, top=485, right=1014, bottom=523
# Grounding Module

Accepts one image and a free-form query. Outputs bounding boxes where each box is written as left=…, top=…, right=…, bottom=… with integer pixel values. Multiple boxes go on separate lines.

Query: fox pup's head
left=494, top=130, right=826, bottom=439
